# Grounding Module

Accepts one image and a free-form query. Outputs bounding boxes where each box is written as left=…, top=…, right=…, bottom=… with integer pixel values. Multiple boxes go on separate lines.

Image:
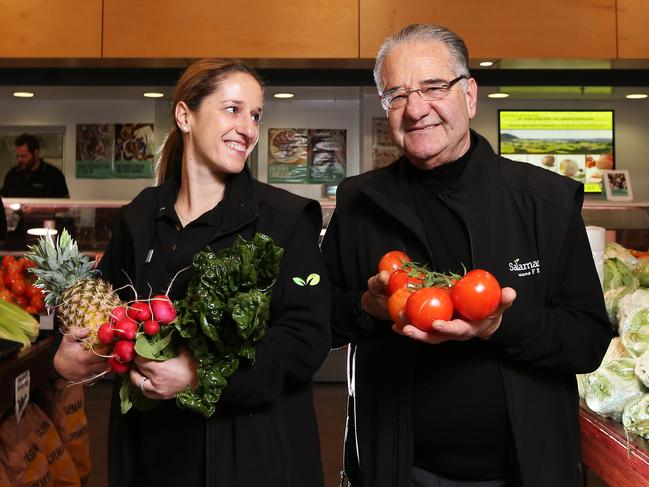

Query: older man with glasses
left=322, top=23, right=610, bottom=487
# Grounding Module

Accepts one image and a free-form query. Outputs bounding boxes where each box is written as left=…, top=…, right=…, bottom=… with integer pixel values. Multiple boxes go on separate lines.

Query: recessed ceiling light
left=626, top=93, right=648, bottom=99
left=273, top=93, right=295, bottom=99
left=27, top=227, right=58, bottom=236
left=488, top=92, right=510, bottom=98
left=479, top=61, right=495, bottom=67
left=8, top=203, right=21, bottom=210
left=143, top=92, right=164, bottom=98
left=13, top=91, right=34, bottom=98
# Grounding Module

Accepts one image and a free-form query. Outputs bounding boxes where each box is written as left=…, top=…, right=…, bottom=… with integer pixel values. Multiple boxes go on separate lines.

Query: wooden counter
left=580, top=400, right=649, bottom=486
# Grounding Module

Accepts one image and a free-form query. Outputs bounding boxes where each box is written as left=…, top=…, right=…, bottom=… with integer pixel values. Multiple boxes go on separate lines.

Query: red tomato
left=24, top=306, right=37, bottom=314
left=387, top=269, right=422, bottom=295
left=378, top=250, right=410, bottom=274
left=30, top=294, right=45, bottom=312
left=450, top=269, right=502, bottom=321
left=24, top=284, right=39, bottom=300
left=10, top=280, right=25, bottom=297
left=405, top=287, right=454, bottom=331
left=14, top=296, right=28, bottom=308
left=388, top=287, right=414, bottom=326
left=1, top=255, right=16, bottom=269
left=0, top=289, right=12, bottom=302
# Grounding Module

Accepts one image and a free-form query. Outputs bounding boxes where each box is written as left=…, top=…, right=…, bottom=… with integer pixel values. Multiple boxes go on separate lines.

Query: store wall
left=1, top=92, right=647, bottom=202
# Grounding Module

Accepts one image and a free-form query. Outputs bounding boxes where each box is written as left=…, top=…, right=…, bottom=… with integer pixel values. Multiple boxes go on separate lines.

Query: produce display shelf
left=0, top=335, right=54, bottom=413
left=580, top=400, right=649, bottom=486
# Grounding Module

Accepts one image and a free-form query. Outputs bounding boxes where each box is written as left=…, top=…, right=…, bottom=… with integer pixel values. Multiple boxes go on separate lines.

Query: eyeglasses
left=380, top=75, right=470, bottom=110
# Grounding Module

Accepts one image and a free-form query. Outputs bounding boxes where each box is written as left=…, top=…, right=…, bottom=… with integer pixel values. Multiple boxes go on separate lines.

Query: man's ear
left=465, top=77, right=478, bottom=119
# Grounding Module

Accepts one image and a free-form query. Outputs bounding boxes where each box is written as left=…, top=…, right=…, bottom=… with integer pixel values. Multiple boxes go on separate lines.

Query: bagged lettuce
left=634, top=258, right=649, bottom=288
left=622, top=393, right=649, bottom=440
left=636, top=349, right=649, bottom=387
left=578, top=338, right=632, bottom=398
left=605, top=242, right=639, bottom=270
left=584, top=358, right=646, bottom=421
left=616, top=289, right=649, bottom=333
left=604, top=258, right=638, bottom=293
left=605, top=287, right=634, bottom=331
left=620, top=308, right=649, bottom=357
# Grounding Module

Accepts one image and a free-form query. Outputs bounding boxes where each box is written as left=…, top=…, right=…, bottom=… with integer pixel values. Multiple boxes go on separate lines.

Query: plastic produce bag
left=605, top=242, right=639, bottom=270
left=616, top=288, right=649, bottom=332
left=604, top=287, right=633, bottom=331
left=39, top=380, right=91, bottom=482
left=634, top=258, right=649, bottom=288
left=604, top=258, right=638, bottom=293
left=622, top=393, right=649, bottom=440
left=584, top=357, right=646, bottom=421
left=577, top=337, right=631, bottom=398
left=620, top=308, right=649, bottom=357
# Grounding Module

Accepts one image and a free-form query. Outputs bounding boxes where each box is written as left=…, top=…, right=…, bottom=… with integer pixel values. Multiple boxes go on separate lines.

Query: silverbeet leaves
left=174, top=233, right=284, bottom=417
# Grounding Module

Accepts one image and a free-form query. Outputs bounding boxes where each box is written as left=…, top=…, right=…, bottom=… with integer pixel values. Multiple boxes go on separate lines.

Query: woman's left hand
left=130, top=345, right=199, bottom=400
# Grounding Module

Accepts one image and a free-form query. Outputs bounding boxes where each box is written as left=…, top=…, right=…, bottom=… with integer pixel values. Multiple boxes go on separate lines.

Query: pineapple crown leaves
left=26, top=228, right=99, bottom=307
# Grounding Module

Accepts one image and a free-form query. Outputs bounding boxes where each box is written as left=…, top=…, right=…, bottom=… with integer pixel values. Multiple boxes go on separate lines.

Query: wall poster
left=371, top=117, right=400, bottom=169
left=76, top=123, right=154, bottom=179
left=267, top=128, right=346, bottom=184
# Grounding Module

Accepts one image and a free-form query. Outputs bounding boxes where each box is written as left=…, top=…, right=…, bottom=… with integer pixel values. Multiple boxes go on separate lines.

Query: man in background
left=2, top=133, right=69, bottom=198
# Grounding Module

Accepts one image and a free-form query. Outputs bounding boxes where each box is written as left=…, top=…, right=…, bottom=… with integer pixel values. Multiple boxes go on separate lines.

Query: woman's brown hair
left=156, top=59, right=264, bottom=185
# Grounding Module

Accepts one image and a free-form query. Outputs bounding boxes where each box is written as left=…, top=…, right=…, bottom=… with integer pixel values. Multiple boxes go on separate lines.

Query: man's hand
left=393, top=287, right=516, bottom=344
left=361, top=270, right=391, bottom=321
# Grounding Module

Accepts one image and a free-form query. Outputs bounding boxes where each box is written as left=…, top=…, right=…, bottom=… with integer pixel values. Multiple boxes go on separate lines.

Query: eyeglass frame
left=379, top=74, right=471, bottom=111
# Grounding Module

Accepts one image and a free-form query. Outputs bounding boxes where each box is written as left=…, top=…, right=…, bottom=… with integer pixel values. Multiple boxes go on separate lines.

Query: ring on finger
left=140, top=377, right=149, bottom=392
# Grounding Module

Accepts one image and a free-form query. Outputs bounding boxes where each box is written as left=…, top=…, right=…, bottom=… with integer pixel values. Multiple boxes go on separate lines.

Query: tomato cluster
left=381, top=251, right=502, bottom=331
left=98, top=295, right=177, bottom=374
left=0, top=255, right=45, bottom=314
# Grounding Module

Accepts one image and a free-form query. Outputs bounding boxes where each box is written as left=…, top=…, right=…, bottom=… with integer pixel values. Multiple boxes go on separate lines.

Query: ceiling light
left=27, top=228, right=58, bottom=236
left=8, top=203, right=21, bottom=210
left=626, top=93, right=648, bottom=99
left=479, top=61, right=494, bottom=67
left=488, top=92, right=510, bottom=98
left=143, top=92, right=164, bottom=98
left=273, top=93, right=295, bottom=99
left=13, top=91, right=34, bottom=98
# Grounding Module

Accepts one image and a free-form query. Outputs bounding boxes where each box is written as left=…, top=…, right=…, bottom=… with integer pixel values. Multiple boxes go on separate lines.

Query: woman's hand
left=53, top=327, right=111, bottom=382
left=130, top=345, right=199, bottom=400
left=393, top=287, right=517, bottom=344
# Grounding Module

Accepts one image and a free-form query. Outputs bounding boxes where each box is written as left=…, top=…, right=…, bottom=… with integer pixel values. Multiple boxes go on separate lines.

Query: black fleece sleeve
left=488, top=203, right=612, bottom=374
left=321, top=212, right=382, bottom=348
left=220, top=205, right=332, bottom=407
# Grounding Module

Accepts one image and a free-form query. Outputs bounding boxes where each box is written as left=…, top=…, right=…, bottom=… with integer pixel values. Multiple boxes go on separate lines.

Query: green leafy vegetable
left=174, top=233, right=284, bottom=417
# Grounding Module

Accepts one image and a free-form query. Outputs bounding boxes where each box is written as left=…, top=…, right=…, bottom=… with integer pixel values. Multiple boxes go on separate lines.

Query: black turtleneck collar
left=404, top=132, right=477, bottom=193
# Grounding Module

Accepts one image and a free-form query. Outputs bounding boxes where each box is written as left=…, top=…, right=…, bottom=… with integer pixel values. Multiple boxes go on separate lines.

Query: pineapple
left=26, top=229, right=123, bottom=348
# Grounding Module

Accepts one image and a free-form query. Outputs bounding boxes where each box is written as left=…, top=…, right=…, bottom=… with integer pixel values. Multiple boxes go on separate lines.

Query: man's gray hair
left=373, top=24, right=470, bottom=93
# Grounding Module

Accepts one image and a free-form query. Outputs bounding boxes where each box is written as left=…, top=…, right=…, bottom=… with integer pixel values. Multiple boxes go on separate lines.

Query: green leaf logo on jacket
left=293, top=273, right=321, bottom=286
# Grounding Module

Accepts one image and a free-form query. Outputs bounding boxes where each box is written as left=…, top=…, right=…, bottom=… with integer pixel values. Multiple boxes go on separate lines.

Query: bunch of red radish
left=97, top=295, right=178, bottom=374
left=379, top=250, right=502, bottom=332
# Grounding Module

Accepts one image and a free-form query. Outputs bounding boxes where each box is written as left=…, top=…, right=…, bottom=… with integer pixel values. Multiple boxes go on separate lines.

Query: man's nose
left=404, top=90, right=432, bottom=119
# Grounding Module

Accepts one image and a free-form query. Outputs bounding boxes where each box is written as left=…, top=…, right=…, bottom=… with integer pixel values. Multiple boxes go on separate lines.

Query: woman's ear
left=175, top=101, right=190, bottom=133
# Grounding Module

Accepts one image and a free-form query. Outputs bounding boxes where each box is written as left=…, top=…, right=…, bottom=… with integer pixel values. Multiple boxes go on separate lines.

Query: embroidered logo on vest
left=508, top=258, right=541, bottom=277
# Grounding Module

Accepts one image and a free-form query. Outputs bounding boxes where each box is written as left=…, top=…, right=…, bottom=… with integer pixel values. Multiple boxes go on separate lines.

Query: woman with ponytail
left=53, top=59, right=332, bottom=487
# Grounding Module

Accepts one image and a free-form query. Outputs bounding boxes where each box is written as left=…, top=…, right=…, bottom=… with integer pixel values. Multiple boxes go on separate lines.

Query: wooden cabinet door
left=360, top=0, right=616, bottom=60
left=617, top=0, right=649, bottom=58
left=0, top=0, right=102, bottom=57
left=103, top=0, right=358, bottom=59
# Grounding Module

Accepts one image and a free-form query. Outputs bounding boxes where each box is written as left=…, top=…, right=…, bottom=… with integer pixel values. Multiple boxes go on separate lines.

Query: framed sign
left=602, top=170, right=633, bottom=201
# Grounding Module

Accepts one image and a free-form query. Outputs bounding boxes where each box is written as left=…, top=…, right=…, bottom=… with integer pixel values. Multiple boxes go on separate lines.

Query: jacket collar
left=121, top=165, right=260, bottom=284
